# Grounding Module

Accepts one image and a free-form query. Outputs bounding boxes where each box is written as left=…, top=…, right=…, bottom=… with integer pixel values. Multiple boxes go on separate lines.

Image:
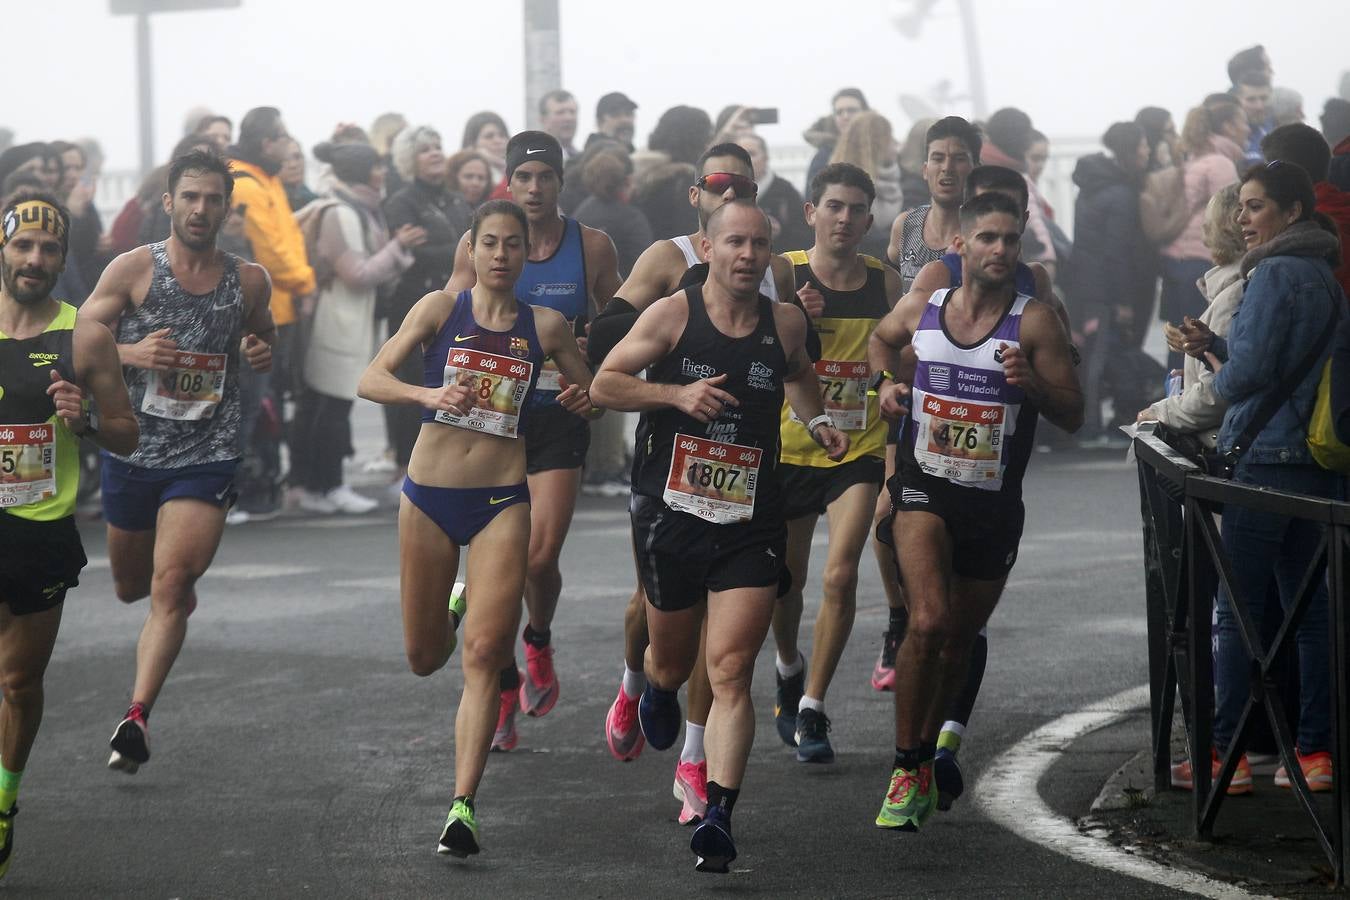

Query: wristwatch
left=868, top=370, right=894, bottom=395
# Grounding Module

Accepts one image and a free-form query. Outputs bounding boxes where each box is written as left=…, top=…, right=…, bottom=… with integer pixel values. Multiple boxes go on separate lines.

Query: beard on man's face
left=1, top=258, right=57, bottom=306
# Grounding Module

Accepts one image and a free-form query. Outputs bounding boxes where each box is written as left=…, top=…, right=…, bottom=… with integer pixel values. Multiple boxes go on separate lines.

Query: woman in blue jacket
left=1205, top=160, right=1344, bottom=792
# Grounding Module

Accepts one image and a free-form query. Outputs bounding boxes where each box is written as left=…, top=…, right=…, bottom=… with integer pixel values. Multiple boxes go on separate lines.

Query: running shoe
left=1274, top=750, right=1333, bottom=792
left=0, top=804, right=15, bottom=880
left=437, top=797, right=480, bottom=857
left=491, top=687, right=519, bottom=752
left=294, top=488, right=338, bottom=515
left=108, top=709, right=150, bottom=774
left=794, top=708, right=834, bottom=764
left=673, top=759, right=708, bottom=825
left=774, top=667, right=805, bottom=747
left=446, top=583, right=467, bottom=659
left=638, top=685, right=682, bottom=751
left=326, top=485, right=378, bottom=515
left=934, top=747, right=964, bottom=811
left=1169, top=749, right=1252, bottom=795
left=519, top=641, right=559, bottom=717
left=875, top=763, right=937, bottom=831
left=605, top=687, right=645, bottom=762
left=871, top=630, right=900, bottom=692
left=690, top=805, right=735, bottom=873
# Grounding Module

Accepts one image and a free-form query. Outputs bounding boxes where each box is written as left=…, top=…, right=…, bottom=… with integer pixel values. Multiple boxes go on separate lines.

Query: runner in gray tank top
left=80, top=148, right=275, bottom=775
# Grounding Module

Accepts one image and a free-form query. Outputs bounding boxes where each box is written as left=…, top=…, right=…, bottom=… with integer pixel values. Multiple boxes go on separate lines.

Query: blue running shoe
left=638, top=685, right=682, bottom=751
left=794, top=708, right=834, bottom=764
left=690, top=805, right=736, bottom=873
left=934, top=747, right=964, bottom=811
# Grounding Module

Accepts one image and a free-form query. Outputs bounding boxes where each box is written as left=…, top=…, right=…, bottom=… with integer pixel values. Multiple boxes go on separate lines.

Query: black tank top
left=631, top=283, right=789, bottom=522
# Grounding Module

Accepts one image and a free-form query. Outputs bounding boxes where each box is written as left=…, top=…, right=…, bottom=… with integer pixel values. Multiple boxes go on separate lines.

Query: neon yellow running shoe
left=446, top=583, right=467, bottom=658
left=875, top=763, right=937, bottom=831
left=0, top=804, right=16, bottom=879
left=437, top=796, right=480, bottom=857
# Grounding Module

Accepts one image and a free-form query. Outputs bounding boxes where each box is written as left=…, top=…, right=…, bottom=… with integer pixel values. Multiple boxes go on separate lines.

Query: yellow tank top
left=779, top=251, right=889, bottom=466
left=0, top=302, right=80, bottom=521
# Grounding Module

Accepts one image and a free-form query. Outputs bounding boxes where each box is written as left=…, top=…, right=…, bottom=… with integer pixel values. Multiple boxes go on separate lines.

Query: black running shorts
left=522, top=402, right=591, bottom=474
left=0, top=513, right=87, bottom=615
left=779, top=455, right=885, bottom=521
left=878, top=467, right=1025, bottom=582
left=630, top=494, right=787, bottom=611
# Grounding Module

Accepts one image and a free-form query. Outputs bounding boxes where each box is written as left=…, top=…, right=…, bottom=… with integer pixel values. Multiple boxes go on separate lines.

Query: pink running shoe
left=605, top=687, right=645, bottom=762
left=673, top=759, right=708, bottom=826
left=520, top=642, right=560, bottom=717
left=871, top=630, right=900, bottom=692
left=491, top=687, right=519, bottom=752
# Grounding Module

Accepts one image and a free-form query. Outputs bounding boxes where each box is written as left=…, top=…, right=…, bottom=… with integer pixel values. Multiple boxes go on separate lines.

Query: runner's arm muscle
left=590, top=297, right=689, bottom=412
left=1009, top=301, right=1083, bottom=433
left=358, top=291, right=452, bottom=407
left=71, top=318, right=139, bottom=456
left=778, top=304, right=849, bottom=460
left=887, top=210, right=910, bottom=266
left=537, top=306, right=600, bottom=418
left=582, top=226, right=621, bottom=313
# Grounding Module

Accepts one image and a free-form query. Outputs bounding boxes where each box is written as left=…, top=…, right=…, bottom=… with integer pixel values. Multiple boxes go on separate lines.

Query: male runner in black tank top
left=0, top=190, right=138, bottom=879
left=592, top=203, right=847, bottom=873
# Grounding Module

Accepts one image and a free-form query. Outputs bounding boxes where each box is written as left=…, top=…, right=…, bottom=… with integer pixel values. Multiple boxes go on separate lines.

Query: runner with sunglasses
left=588, top=143, right=803, bottom=827
left=444, top=132, right=620, bottom=752
left=362, top=199, right=596, bottom=857
left=592, top=200, right=847, bottom=872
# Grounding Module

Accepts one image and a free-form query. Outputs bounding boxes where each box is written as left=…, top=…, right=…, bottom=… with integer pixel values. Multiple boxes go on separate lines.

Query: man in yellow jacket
left=226, top=106, right=315, bottom=330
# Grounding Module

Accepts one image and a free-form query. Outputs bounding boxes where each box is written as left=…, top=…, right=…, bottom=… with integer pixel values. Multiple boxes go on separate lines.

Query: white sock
left=621, top=665, right=646, bottom=700
left=775, top=652, right=803, bottom=678
left=940, top=721, right=966, bottom=740
left=680, top=722, right=705, bottom=763
left=798, top=695, right=824, bottom=714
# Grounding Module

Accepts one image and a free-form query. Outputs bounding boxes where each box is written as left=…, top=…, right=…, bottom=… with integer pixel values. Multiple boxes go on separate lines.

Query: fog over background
left=25, top=0, right=1348, bottom=173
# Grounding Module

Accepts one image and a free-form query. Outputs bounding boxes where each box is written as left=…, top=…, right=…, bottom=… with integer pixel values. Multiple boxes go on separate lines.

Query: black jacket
left=572, top=196, right=652, bottom=279
left=1068, top=153, right=1153, bottom=320
left=383, top=179, right=472, bottom=326
left=758, top=175, right=811, bottom=253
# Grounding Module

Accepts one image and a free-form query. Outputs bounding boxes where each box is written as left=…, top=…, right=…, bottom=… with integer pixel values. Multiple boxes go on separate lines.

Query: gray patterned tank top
left=898, top=204, right=945, bottom=293
left=113, top=241, right=244, bottom=468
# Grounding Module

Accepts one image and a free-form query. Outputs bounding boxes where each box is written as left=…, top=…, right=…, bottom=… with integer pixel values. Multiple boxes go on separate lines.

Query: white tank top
left=671, top=235, right=779, bottom=301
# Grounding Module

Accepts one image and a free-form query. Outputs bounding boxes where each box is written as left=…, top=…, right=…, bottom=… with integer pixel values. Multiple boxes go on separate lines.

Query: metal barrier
left=1134, top=432, right=1349, bottom=885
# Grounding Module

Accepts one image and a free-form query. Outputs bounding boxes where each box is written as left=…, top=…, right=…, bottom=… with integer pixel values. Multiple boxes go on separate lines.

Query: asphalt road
left=10, top=445, right=1183, bottom=898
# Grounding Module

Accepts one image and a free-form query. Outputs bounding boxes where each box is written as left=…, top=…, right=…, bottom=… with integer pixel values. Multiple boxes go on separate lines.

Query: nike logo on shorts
left=489, top=495, right=518, bottom=505
left=454, top=334, right=477, bottom=342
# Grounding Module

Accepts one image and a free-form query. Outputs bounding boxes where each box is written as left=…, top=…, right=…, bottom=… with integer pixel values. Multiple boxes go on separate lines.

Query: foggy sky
left=26, top=0, right=1348, bottom=172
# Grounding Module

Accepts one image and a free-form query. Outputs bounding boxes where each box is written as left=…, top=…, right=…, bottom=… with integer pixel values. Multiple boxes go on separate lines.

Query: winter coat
left=303, top=182, right=413, bottom=400
left=228, top=150, right=316, bottom=327
left=572, top=195, right=652, bottom=279
left=1146, top=262, right=1242, bottom=445
left=1313, top=180, right=1350, bottom=299
left=756, top=172, right=811, bottom=253
left=632, top=152, right=696, bottom=242
left=1067, top=153, right=1154, bottom=320
left=1214, top=222, right=1345, bottom=463
left=383, top=178, right=472, bottom=326
left=1161, top=136, right=1242, bottom=263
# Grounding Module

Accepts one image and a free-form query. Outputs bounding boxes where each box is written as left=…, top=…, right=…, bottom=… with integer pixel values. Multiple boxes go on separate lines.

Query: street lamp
left=888, top=0, right=988, bottom=120
left=110, top=0, right=242, bottom=176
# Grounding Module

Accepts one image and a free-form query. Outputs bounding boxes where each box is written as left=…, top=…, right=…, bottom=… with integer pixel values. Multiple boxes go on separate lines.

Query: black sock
left=894, top=746, right=922, bottom=771
left=453, top=794, right=474, bottom=812
left=523, top=624, right=551, bottom=648
left=499, top=664, right=520, bottom=691
left=887, top=605, right=908, bottom=637
left=919, top=741, right=937, bottom=764
left=706, top=780, right=739, bottom=816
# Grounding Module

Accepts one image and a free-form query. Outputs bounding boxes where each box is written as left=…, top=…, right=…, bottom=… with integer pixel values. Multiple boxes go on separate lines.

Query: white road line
left=974, top=684, right=1270, bottom=899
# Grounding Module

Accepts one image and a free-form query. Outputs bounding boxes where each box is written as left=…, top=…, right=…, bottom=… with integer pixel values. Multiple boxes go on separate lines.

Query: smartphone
left=748, top=108, right=779, bottom=126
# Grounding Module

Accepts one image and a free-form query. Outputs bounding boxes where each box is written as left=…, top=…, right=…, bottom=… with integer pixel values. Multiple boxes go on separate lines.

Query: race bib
left=0, top=423, right=56, bottom=508
left=913, top=393, right=1005, bottom=484
left=791, top=359, right=869, bottom=432
left=536, top=357, right=563, bottom=393
left=142, top=351, right=227, bottom=420
left=434, top=348, right=534, bottom=438
left=663, top=433, right=762, bottom=524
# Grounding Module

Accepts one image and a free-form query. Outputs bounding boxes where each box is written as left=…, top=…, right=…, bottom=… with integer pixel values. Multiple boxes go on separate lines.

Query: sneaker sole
left=875, top=817, right=920, bottom=831
left=690, top=826, right=735, bottom=873
left=605, top=703, right=645, bottom=762
left=520, top=682, right=559, bottom=718
left=673, top=779, right=706, bottom=826
left=108, top=720, right=149, bottom=773
left=107, top=750, right=140, bottom=774
left=437, top=823, right=480, bottom=857
left=795, top=748, right=835, bottom=764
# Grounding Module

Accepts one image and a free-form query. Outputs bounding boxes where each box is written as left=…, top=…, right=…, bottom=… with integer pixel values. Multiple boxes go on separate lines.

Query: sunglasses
left=697, top=172, right=757, bottom=198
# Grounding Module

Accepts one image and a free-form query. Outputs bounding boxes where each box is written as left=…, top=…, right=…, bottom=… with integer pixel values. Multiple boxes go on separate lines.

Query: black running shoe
left=108, top=713, right=150, bottom=774
left=774, top=668, right=806, bottom=747
left=690, top=806, right=736, bottom=873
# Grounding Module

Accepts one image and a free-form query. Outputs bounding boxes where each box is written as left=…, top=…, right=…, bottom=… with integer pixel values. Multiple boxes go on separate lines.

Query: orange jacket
left=229, top=158, right=315, bottom=326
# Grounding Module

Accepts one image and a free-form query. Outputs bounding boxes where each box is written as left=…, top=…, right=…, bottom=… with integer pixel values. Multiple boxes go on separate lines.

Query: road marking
left=975, top=684, right=1271, bottom=899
